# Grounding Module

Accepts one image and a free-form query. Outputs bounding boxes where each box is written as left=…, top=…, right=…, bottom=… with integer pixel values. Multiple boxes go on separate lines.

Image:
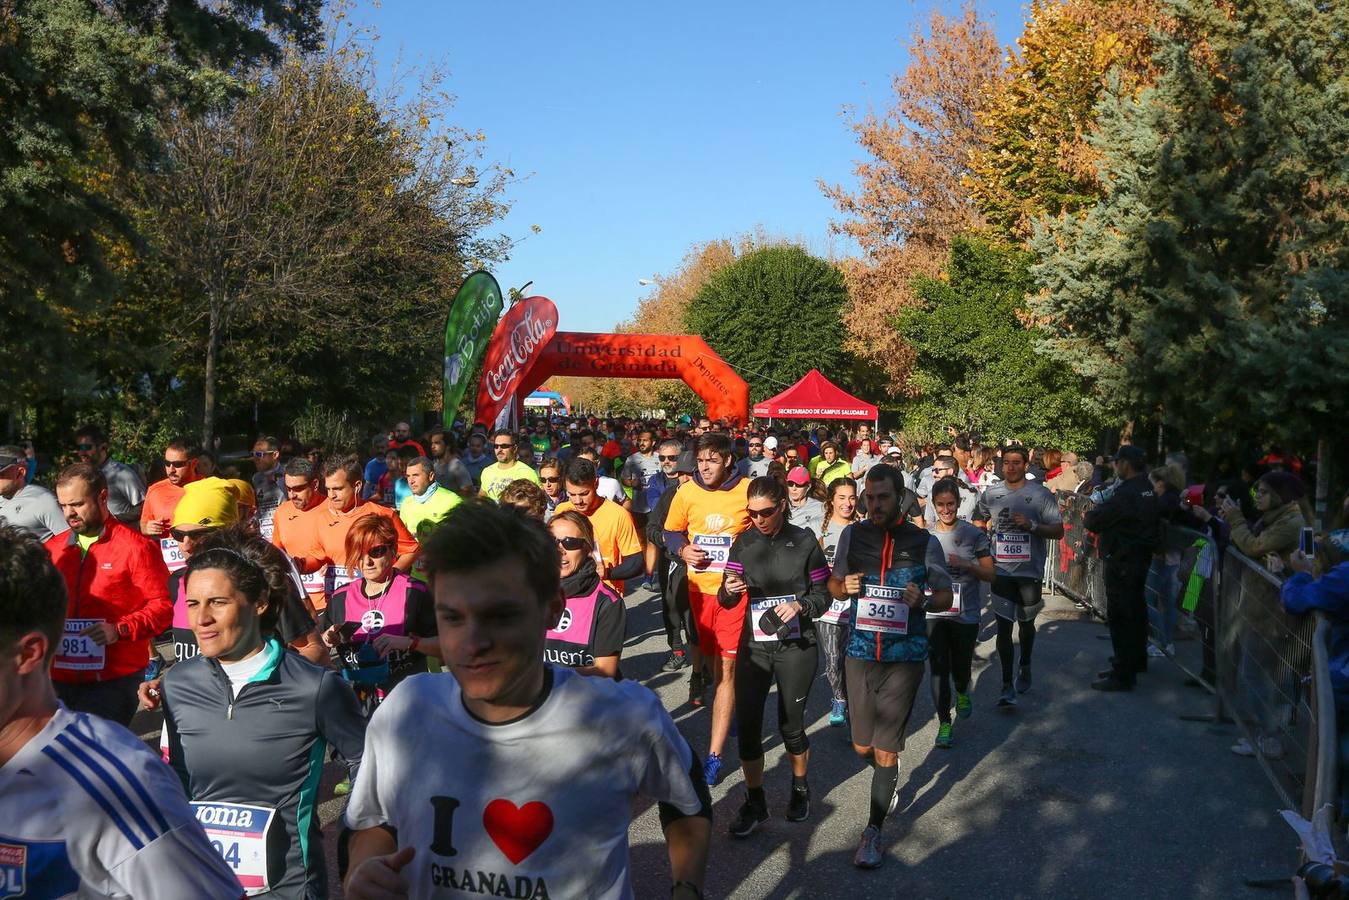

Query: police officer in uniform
left=1085, top=445, right=1159, bottom=692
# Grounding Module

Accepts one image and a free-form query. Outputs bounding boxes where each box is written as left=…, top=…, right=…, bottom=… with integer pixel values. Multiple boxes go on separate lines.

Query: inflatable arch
left=516, top=332, right=750, bottom=424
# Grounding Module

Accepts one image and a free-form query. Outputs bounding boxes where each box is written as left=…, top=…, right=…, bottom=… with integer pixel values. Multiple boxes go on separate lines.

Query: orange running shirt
left=271, top=498, right=326, bottom=605
left=141, top=480, right=188, bottom=572
left=300, top=501, right=418, bottom=602
left=662, top=477, right=751, bottom=593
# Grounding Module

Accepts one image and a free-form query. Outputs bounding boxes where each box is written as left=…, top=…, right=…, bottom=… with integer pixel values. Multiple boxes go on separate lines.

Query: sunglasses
left=163, top=459, right=191, bottom=469
left=746, top=506, right=779, bottom=520
left=748, top=443, right=763, bottom=448
left=555, top=535, right=589, bottom=551
left=75, top=443, right=96, bottom=452
left=493, top=443, right=515, bottom=450
left=170, top=526, right=217, bottom=542
left=362, top=544, right=394, bottom=560
left=786, top=455, right=799, bottom=461
left=659, top=454, right=680, bottom=461
left=541, top=476, right=561, bottom=484
left=252, top=450, right=276, bottom=458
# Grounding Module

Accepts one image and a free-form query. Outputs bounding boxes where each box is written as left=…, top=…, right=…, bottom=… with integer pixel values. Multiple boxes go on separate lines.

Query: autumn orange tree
left=968, top=0, right=1159, bottom=240
left=821, top=4, right=1004, bottom=396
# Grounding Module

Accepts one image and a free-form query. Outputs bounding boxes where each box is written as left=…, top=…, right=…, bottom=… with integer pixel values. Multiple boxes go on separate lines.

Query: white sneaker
left=1230, top=738, right=1255, bottom=756
left=1146, top=643, right=1167, bottom=658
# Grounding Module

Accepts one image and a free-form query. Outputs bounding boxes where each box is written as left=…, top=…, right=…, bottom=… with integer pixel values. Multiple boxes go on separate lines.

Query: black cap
left=676, top=451, right=697, bottom=475
left=1114, top=445, right=1146, bottom=468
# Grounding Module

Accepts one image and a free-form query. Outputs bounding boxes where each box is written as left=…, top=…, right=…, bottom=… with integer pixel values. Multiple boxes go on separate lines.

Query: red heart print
left=483, top=799, right=554, bottom=865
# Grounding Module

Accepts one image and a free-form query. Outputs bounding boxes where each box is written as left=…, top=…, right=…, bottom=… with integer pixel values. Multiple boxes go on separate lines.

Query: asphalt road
left=135, top=585, right=1299, bottom=899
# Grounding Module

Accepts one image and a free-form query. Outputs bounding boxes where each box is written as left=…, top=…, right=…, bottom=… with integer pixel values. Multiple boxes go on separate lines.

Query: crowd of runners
left=0, top=413, right=1237, bottom=898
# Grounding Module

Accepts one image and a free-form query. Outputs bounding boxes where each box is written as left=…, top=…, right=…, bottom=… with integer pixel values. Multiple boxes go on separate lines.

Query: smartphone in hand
left=1300, top=527, right=1315, bottom=558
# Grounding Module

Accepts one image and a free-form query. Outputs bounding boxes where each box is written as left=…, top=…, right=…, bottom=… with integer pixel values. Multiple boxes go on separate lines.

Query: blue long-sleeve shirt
left=1282, top=564, right=1349, bottom=711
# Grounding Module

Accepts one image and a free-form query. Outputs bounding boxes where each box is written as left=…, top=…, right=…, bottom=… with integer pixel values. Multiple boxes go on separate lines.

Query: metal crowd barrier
left=1044, top=490, right=1337, bottom=819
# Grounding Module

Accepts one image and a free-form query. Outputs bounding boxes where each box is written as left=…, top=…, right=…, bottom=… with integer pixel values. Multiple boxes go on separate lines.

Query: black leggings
left=928, top=619, right=979, bottom=724
left=735, top=642, right=818, bottom=761
left=995, top=615, right=1036, bottom=684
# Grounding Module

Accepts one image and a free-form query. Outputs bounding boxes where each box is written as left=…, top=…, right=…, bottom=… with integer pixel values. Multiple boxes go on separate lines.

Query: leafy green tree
left=1031, top=0, right=1349, bottom=450
left=0, top=0, right=320, bottom=402
left=684, top=246, right=850, bottom=404
left=129, top=38, right=512, bottom=446
left=896, top=234, right=1101, bottom=448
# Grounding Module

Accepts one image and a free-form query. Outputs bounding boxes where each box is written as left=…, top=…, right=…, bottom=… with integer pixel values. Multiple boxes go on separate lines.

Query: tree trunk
left=203, top=305, right=220, bottom=451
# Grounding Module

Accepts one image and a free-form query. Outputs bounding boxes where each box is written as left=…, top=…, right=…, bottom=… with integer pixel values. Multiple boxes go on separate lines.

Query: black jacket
left=1084, top=474, right=1160, bottom=561
left=720, top=522, right=831, bottom=649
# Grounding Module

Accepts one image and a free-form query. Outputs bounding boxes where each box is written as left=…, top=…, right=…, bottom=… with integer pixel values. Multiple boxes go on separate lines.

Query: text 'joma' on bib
left=54, top=619, right=106, bottom=671
left=191, top=801, right=278, bottom=896
left=691, top=534, right=732, bottom=572
left=994, top=532, right=1031, bottom=563
left=750, top=595, right=801, bottom=642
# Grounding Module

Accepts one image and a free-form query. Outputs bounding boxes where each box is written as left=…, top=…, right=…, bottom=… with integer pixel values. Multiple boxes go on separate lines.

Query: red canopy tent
left=752, top=369, right=878, bottom=425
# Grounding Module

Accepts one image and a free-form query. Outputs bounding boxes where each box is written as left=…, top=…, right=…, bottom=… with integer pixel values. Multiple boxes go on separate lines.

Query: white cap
left=763, top=436, right=779, bottom=450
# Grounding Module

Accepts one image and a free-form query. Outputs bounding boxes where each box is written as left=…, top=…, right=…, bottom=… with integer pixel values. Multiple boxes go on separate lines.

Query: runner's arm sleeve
left=409, top=583, right=438, bottom=638
left=973, top=493, right=990, bottom=524
left=316, top=670, right=368, bottom=783
left=801, top=541, right=831, bottom=619
left=972, top=528, right=993, bottom=560
left=592, top=592, right=627, bottom=657
left=718, top=536, right=746, bottom=606
left=1038, top=488, right=1065, bottom=525
left=608, top=552, right=645, bottom=581
left=617, top=510, right=643, bottom=558
left=390, top=513, right=418, bottom=556
left=637, top=694, right=712, bottom=825
left=37, top=492, right=68, bottom=542
left=120, top=539, right=173, bottom=640
left=646, top=489, right=673, bottom=546
left=106, top=754, right=245, bottom=900
left=663, top=488, right=690, bottom=555
left=161, top=692, right=191, bottom=794
left=276, top=583, right=317, bottom=645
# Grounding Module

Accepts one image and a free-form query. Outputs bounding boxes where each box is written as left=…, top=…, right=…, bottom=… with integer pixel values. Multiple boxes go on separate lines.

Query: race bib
left=994, top=531, right=1031, bottom=564
left=54, top=619, right=106, bottom=671
left=328, top=565, right=359, bottom=595
left=256, top=515, right=276, bottom=543
left=855, top=584, right=909, bottom=635
left=300, top=564, right=329, bottom=593
left=925, top=582, right=965, bottom=620
left=750, top=595, right=801, bottom=642
left=191, top=801, right=277, bottom=896
left=691, top=534, right=732, bottom=573
left=817, top=596, right=852, bottom=626
left=161, top=537, right=186, bottom=572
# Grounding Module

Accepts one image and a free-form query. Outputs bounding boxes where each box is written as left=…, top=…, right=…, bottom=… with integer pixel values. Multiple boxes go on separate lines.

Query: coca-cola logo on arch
left=484, top=307, right=555, bottom=402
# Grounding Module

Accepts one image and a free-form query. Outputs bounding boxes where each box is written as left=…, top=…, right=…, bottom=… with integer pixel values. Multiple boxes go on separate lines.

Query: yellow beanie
left=226, top=478, right=257, bottom=510
left=172, top=477, right=240, bottom=528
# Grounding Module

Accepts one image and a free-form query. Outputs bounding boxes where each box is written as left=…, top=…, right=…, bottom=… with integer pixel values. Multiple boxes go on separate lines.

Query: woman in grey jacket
left=162, top=531, right=367, bottom=899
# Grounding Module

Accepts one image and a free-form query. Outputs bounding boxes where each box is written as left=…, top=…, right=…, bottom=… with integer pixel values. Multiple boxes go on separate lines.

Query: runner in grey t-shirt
left=621, top=432, right=662, bottom=516
left=0, top=449, right=68, bottom=541
left=972, top=446, right=1064, bottom=706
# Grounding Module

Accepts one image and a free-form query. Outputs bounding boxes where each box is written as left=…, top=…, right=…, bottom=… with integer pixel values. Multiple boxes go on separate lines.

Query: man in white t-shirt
left=0, top=526, right=243, bottom=899
left=344, top=502, right=711, bottom=900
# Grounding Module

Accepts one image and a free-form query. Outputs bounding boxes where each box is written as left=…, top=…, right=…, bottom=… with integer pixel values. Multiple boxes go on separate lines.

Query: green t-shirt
left=399, top=485, right=463, bottom=541
left=479, top=460, right=540, bottom=501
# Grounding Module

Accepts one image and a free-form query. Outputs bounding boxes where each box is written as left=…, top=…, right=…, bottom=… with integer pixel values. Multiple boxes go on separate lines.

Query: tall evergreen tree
left=1032, top=0, right=1349, bottom=447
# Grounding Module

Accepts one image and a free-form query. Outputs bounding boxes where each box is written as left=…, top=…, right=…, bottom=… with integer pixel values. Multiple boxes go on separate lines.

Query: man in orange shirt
left=553, top=458, right=644, bottom=594
left=139, top=437, right=198, bottom=574
left=663, top=432, right=750, bottom=785
left=296, top=454, right=417, bottom=605
left=271, top=456, right=328, bottom=609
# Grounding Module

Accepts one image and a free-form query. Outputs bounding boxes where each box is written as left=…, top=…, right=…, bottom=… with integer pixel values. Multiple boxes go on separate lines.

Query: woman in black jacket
left=720, top=476, right=831, bottom=837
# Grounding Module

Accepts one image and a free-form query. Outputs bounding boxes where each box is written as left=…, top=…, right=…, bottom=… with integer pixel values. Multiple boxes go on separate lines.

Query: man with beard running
left=827, top=465, right=953, bottom=869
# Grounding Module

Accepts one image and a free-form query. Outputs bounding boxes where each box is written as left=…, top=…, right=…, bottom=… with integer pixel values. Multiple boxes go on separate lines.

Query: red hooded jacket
left=47, top=517, right=172, bottom=683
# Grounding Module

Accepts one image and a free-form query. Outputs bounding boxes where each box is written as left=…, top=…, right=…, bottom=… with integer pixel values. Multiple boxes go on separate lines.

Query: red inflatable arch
left=516, top=332, right=750, bottom=424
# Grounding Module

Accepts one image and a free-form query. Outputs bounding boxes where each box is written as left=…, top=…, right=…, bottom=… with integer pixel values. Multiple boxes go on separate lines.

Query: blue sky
left=352, top=1, right=1028, bottom=333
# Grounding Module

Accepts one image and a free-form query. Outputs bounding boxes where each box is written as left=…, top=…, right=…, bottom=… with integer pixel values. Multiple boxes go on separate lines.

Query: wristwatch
left=671, top=882, right=704, bottom=899
left=116, top=621, right=131, bottom=640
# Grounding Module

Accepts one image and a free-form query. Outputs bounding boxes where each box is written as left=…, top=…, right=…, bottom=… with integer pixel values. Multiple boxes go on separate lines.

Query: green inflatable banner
left=442, top=271, right=505, bottom=426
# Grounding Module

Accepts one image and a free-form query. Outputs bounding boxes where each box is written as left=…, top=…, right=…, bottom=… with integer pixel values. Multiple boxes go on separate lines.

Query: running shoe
left=853, top=825, right=883, bottom=869
left=729, top=795, right=769, bottom=837
left=785, top=786, right=810, bottom=822
left=703, top=752, right=723, bottom=786
left=997, top=684, right=1018, bottom=707
left=954, top=693, right=972, bottom=720
left=829, top=698, right=847, bottom=727
left=935, top=722, right=953, bottom=749
left=662, top=650, right=689, bottom=672
left=333, top=778, right=352, bottom=796
left=1016, top=665, right=1032, bottom=694
left=688, top=670, right=705, bottom=707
